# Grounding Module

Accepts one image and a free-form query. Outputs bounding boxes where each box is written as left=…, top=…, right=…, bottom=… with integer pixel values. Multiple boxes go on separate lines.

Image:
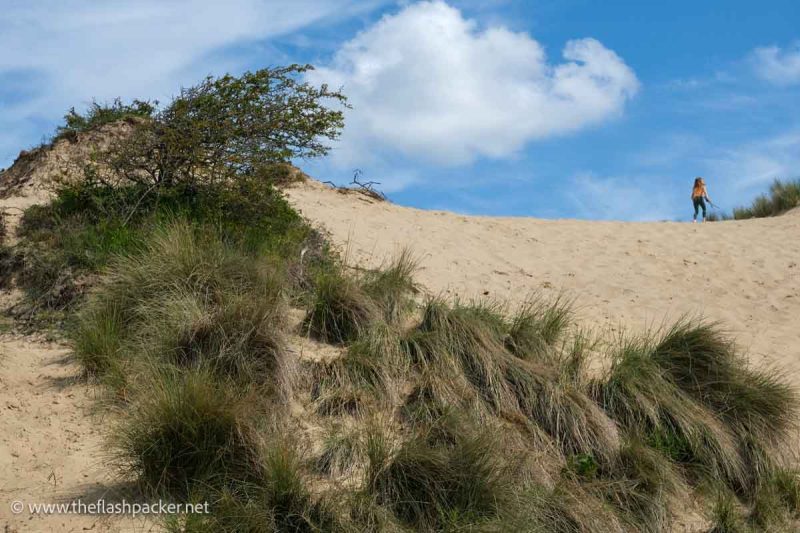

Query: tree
left=106, top=64, right=348, bottom=187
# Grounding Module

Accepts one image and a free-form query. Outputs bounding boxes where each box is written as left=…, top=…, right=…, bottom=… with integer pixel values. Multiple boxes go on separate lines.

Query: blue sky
left=1, top=0, right=799, bottom=221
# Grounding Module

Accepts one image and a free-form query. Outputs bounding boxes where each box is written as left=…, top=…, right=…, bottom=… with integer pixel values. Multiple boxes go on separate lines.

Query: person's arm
left=704, top=187, right=711, bottom=202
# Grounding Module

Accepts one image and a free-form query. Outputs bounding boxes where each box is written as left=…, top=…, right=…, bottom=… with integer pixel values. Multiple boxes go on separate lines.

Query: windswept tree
left=104, top=64, right=348, bottom=188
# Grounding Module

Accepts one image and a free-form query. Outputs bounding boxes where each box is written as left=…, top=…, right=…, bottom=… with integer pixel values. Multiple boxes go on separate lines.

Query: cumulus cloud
left=0, top=0, right=386, bottom=164
left=750, top=43, right=800, bottom=86
left=307, top=1, right=639, bottom=166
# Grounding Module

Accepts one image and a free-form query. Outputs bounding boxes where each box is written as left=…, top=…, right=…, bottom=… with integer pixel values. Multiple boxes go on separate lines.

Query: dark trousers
left=693, top=197, right=706, bottom=219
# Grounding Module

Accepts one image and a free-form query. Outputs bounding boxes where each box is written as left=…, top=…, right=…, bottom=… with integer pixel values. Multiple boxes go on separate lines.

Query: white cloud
left=750, top=43, right=800, bottom=86
left=0, top=0, right=386, bottom=164
left=703, top=131, right=800, bottom=193
left=567, top=173, right=676, bottom=221
left=307, top=1, right=639, bottom=166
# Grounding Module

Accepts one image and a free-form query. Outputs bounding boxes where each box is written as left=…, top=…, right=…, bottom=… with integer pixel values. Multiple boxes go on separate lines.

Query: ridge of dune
left=283, top=178, right=800, bottom=387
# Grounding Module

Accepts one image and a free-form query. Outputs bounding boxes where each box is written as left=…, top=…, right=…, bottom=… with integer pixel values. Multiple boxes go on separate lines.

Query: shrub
left=105, top=65, right=346, bottom=190
left=54, top=98, right=155, bottom=142
left=11, top=176, right=317, bottom=312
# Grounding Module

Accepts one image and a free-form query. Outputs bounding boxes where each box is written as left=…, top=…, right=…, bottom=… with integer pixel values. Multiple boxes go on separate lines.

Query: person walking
left=691, top=177, right=712, bottom=223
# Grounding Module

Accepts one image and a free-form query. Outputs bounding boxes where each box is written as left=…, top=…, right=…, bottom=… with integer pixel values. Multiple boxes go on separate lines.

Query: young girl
left=691, top=177, right=712, bottom=222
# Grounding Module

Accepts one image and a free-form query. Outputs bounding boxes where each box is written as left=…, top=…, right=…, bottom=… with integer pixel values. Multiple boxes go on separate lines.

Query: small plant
left=263, top=442, right=340, bottom=532
left=567, top=453, right=600, bottom=479
left=54, top=98, right=155, bottom=142
left=653, top=320, right=797, bottom=495
left=304, top=268, right=381, bottom=344
left=361, top=249, right=418, bottom=323
left=732, top=178, right=800, bottom=219
left=709, top=491, right=748, bottom=533
left=366, top=420, right=516, bottom=529
left=114, top=369, right=263, bottom=497
left=505, top=295, right=573, bottom=361
left=597, top=442, right=681, bottom=532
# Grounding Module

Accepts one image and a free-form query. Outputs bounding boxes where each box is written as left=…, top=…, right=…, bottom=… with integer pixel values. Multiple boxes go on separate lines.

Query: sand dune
left=1, top=185, right=152, bottom=532
left=284, top=179, right=800, bottom=387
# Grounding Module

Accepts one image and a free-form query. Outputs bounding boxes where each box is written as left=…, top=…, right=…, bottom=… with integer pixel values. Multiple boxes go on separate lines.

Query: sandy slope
left=284, top=179, right=800, bottom=388
left=0, top=193, right=154, bottom=532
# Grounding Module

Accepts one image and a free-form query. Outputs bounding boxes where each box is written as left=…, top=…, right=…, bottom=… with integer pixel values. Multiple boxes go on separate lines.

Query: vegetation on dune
left=3, top=64, right=799, bottom=532
left=54, top=98, right=156, bottom=142
left=733, top=179, right=800, bottom=219
left=708, top=178, right=800, bottom=221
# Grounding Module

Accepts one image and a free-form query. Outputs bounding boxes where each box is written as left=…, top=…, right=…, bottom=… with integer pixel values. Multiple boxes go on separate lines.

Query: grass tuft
left=304, top=268, right=381, bottom=344
left=361, top=248, right=418, bottom=323
left=114, top=369, right=263, bottom=497
left=505, top=295, right=573, bottom=362
left=366, top=420, right=515, bottom=529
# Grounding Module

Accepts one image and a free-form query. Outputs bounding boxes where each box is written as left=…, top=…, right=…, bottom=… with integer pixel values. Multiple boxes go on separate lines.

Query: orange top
left=692, top=185, right=707, bottom=198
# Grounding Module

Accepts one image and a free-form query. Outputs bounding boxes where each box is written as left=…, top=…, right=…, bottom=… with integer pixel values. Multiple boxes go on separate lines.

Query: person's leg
left=700, top=198, right=707, bottom=222
left=693, top=198, right=700, bottom=221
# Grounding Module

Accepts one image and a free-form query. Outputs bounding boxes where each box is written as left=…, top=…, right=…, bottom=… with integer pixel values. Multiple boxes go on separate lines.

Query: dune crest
left=283, top=178, right=800, bottom=387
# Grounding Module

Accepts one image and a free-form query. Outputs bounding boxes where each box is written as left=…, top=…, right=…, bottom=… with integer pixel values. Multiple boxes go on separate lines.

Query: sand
left=1, top=163, right=797, bottom=531
left=284, top=179, right=800, bottom=388
left=0, top=191, right=155, bottom=532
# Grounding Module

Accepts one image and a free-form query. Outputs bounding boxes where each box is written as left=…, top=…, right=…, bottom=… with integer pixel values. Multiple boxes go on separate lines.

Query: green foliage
left=55, top=98, right=155, bottom=141
left=72, top=221, right=293, bottom=397
left=107, top=64, right=347, bottom=188
left=567, top=453, right=600, bottom=479
left=172, top=446, right=340, bottom=533
left=311, top=325, right=405, bottom=418
left=505, top=295, right=573, bottom=361
left=9, top=177, right=318, bottom=311
left=593, top=333, right=748, bottom=488
left=262, top=443, right=340, bottom=532
left=597, top=442, right=681, bottom=532
left=304, top=268, right=381, bottom=345
left=114, top=369, right=263, bottom=497
left=366, top=421, right=515, bottom=529
left=0, top=210, right=18, bottom=288
left=732, top=179, right=800, bottom=219
left=653, top=321, right=797, bottom=495
left=361, top=249, right=418, bottom=323
left=709, top=491, right=748, bottom=533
